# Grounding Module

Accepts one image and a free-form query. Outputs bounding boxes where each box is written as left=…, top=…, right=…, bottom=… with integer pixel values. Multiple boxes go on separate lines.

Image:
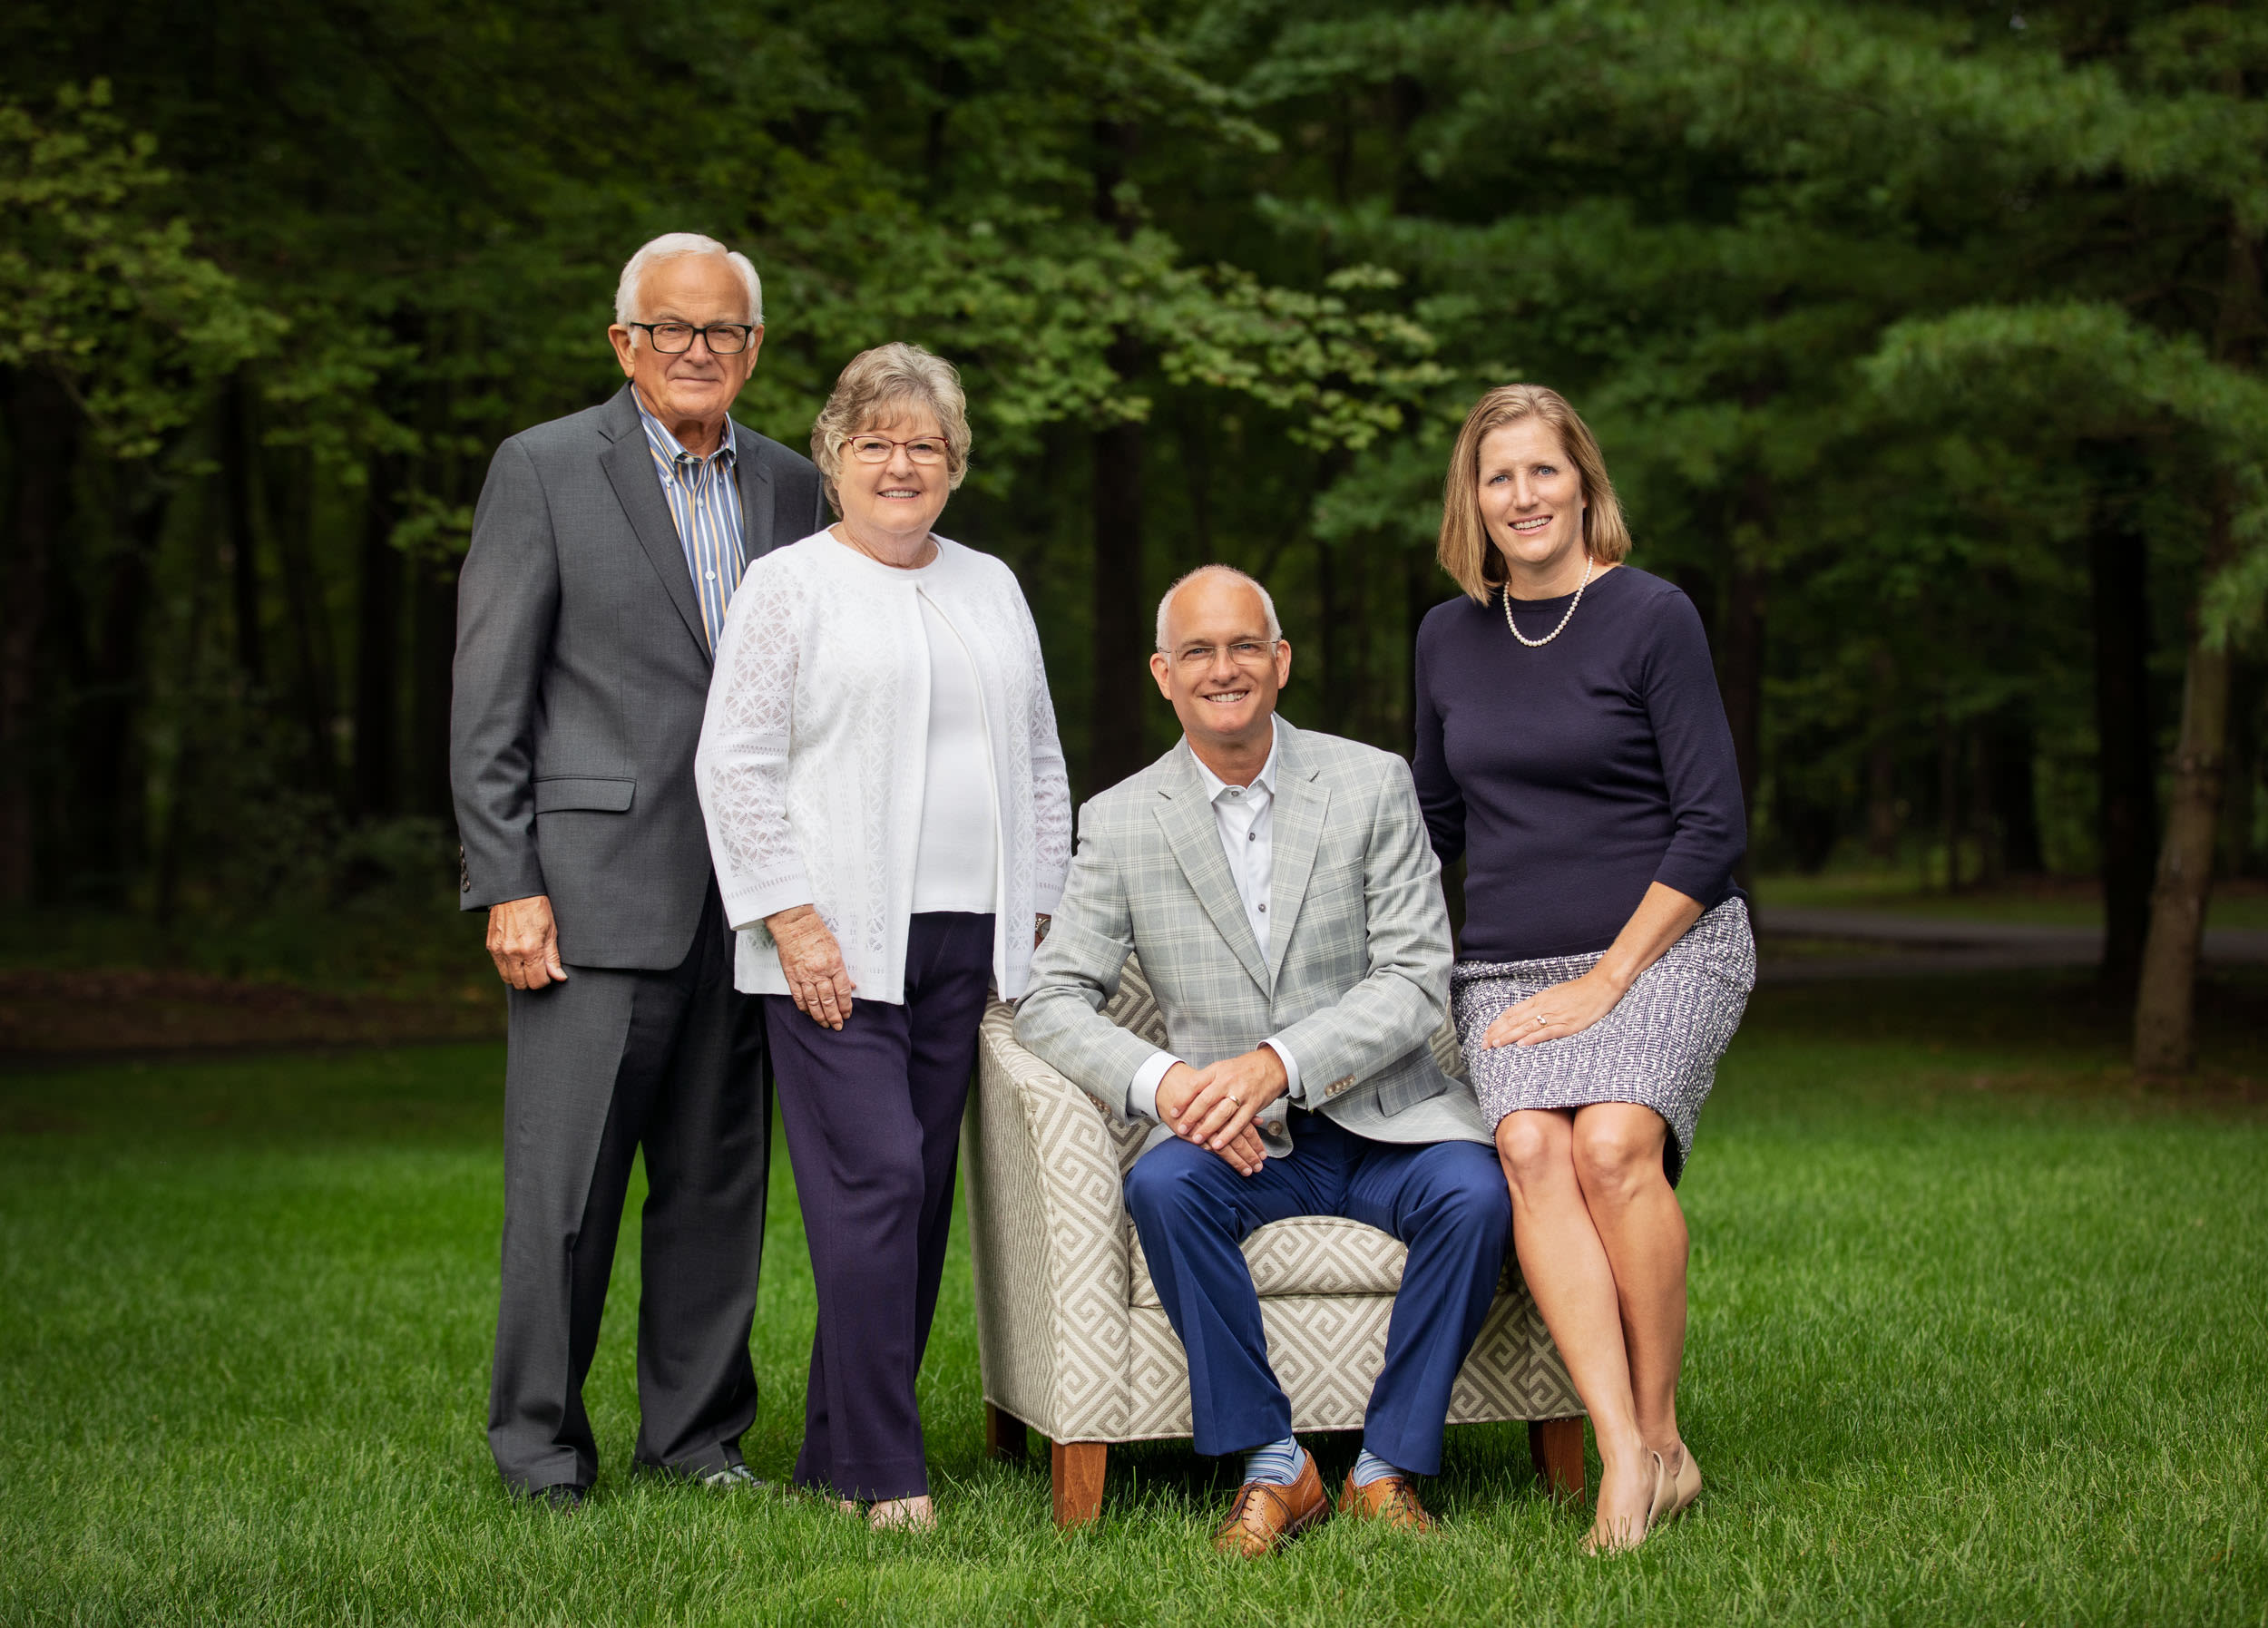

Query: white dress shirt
left=1126, top=725, right=1303, bottom=1123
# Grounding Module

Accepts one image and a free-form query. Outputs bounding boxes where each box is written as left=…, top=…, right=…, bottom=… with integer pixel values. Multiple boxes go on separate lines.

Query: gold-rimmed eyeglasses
left=848, top=434, right=949, bottom=465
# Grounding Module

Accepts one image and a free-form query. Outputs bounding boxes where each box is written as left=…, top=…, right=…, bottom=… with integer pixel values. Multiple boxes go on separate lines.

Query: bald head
left=1156, top=565, right=1282, bottom=652
left=1149, top=565, right=1291, bottom=779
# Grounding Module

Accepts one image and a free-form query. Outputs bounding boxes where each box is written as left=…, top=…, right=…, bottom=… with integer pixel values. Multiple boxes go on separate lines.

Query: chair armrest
left=964, top=999, right=1138, bottom=1442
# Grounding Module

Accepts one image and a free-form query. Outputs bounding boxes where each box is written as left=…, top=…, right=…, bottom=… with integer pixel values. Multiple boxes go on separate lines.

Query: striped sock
left=1350, top=1448, right=1404, bottom=1487
left=1242, top=1437, right=1305, bottom=1487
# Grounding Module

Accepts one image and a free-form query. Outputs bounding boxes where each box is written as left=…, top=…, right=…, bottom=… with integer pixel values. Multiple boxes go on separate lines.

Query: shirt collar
left=1189, top=722, right=1280, bottom=804
left=632, top=390, right=736, bottom=466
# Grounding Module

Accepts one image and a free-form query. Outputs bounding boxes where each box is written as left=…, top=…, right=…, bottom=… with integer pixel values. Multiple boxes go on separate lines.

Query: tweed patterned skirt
left=1451, top=897, right=1755, bottom=1187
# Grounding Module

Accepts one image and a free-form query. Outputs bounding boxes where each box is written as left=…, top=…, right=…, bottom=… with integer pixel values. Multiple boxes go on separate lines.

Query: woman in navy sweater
left=1413, top=384, right=1754, bottom=1553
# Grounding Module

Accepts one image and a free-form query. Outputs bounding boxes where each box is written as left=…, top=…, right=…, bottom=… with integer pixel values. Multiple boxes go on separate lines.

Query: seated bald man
left=1014, top=565, right=1509, bottom=1555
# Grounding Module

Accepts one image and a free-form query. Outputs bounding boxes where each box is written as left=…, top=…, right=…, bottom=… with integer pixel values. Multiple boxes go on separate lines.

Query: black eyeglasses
left=626, top=321, right=758, bottom=355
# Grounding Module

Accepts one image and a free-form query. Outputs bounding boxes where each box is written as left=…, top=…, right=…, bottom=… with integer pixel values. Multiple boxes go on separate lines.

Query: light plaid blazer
left=1014, top=717, right=1491, bottom=1156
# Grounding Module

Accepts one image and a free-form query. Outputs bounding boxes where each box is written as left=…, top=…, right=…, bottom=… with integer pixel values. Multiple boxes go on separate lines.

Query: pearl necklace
left=1504, top=555, right=1594, bottom=648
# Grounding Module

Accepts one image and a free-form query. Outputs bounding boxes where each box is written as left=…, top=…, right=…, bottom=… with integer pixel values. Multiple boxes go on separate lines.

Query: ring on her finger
left=1533, top=1014, right=1548, bottom=1028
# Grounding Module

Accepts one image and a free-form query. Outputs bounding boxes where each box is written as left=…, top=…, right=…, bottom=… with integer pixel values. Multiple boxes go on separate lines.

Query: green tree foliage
left=0, top=0, right=2263, bottom=1064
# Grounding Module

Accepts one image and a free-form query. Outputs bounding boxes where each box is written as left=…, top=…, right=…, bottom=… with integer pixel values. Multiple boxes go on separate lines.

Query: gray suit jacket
left=451, top=385, right=827, bottom=970
left=1014, top=717, right=1491, bottom=1155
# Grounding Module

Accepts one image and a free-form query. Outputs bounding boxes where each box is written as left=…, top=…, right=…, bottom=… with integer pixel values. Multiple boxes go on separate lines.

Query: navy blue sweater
left=1413, top=566, right=1746, bottom=963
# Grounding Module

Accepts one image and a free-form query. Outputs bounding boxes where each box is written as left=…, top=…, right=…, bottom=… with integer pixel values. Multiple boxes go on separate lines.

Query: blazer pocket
left=534, top=776, right=635, bottom=814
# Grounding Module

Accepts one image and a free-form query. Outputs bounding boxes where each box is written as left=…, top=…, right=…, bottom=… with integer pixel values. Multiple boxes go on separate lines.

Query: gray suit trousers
left=487, top=888, right=768, bottom=1492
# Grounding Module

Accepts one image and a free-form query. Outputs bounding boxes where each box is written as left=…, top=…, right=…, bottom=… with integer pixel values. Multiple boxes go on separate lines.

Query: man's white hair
left=613, top=233, right=764, bottom=327
left=1155, top=564, right=1284, bottom=651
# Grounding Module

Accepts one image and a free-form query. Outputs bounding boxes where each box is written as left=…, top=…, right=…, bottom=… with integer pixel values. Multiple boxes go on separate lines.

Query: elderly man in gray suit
left=452, top=233, right=826, bottom=1506
left=1014, top=565, right=1510, bottom=1555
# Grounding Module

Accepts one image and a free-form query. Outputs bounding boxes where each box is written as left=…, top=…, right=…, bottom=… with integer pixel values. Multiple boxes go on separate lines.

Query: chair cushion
left=1129, top=1214, right=1409, bottom=1309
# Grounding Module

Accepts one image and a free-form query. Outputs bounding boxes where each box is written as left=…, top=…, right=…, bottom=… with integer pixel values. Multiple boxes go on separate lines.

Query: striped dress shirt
left=633, top=395, right=748, bottom=652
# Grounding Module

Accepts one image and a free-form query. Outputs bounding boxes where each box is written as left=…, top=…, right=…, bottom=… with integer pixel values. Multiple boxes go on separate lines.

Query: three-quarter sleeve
left=1411, top=610, right=1467, bottom=870
left=1638, top=590, right=1746, bottom=905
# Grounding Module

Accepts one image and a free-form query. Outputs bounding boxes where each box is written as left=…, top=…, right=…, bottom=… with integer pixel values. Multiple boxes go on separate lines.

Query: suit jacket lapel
left=1154, top=749, right=1272, bottom=997
left=729, top=418, right=778, bottom=567
left=599, top=386, right=709, bottom=658
left=1266, top=727, right=1329, bottom=986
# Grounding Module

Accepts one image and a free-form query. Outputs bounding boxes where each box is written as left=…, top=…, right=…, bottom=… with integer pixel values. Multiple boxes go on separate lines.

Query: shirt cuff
left=1129, top=1049, right=1182, bottom=1123
left=1261, top=1038, right=1300, bottom=1113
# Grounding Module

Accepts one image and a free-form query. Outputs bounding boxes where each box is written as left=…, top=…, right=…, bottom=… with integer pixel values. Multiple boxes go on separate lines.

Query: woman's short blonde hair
left=810, top=342, right=973, bottom=513
left=1437, top=383, right=1631, bottom=602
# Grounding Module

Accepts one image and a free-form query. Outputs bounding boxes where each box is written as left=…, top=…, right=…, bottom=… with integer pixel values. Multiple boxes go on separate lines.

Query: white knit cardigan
left=696, top=531, right=1072, bottom=1003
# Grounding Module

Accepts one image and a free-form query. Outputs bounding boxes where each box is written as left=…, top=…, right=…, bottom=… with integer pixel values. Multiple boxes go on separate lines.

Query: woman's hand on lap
left=1483, top=967, right=1628, bottom=1048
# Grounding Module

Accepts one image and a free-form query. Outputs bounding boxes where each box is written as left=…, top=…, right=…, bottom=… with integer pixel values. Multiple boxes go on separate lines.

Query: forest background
left=3, top=0, right=2265, bottom=1073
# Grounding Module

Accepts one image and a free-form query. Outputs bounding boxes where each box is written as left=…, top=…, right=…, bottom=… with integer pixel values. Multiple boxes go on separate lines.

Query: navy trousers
left=764, top=911, right=994, bottom=1502
left=1122, top=1108, right=1510, bottom=1476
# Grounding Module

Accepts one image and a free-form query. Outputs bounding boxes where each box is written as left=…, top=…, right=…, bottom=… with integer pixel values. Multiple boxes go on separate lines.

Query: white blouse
left=695, top=531, right=1071, bottom=1003
left=910, top=589, right=1000, bottom=914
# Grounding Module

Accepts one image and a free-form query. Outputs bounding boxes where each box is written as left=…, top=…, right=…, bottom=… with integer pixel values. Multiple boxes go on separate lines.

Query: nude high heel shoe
left=1583, top=1451, right=1668, bottom=1555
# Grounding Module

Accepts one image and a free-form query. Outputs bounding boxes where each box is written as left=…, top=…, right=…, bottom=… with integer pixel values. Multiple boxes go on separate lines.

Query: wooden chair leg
left=984, top=1400, right=1030, bottom=1464
left=1530, top=1417, right=1586, bottom=1500
left=1050, top=1440, right=1108, bottom=1527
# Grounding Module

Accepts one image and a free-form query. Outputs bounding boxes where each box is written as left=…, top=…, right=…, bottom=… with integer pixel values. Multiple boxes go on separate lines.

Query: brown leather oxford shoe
left=1337, top=1471, right=1435, bottom=1533
left=1212, top=1454, right=1330, bottom=1557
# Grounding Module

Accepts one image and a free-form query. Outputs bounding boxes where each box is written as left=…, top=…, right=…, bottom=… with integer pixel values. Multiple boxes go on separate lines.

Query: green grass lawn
left=3, top=978, right=2265, bottom=1625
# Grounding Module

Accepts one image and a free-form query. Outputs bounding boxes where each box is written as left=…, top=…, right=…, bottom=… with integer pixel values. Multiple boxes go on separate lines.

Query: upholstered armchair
left=964, top=957, right=1586, bottom=1526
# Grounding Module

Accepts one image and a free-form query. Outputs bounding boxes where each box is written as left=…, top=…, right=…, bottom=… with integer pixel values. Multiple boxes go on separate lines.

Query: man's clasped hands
left=1154, top=1047, right=1288, bottom=1178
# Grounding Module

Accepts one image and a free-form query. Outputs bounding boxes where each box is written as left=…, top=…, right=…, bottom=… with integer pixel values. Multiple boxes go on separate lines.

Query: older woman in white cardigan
left=695, top=342, right=1070, bottom=1531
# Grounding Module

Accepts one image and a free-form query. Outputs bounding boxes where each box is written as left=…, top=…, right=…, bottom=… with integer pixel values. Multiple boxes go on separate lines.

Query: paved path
left=1751, top=904, right=2268, bottom=982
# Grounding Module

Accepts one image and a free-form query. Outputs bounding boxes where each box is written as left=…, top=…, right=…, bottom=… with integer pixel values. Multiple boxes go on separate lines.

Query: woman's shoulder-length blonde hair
left=809, top=341, right=973, bottom=514
left=1437, top=383, right=1631, bottom=603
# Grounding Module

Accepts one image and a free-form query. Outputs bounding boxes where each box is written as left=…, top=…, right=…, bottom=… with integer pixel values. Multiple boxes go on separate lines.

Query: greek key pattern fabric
left=1128, top=1215, right=1409, bottom=1309
left=970, top=1002, right=1133, bottom=1440
left=971, top=994, right=1582, bottom=1446
left=1453, top=895, right=1755, bottom=1187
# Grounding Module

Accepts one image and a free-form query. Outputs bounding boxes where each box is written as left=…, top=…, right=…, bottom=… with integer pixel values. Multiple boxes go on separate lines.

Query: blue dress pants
left=1123, top=1108, right=1510, bottom=1476
left=765, top=911, right=995, bottom=1502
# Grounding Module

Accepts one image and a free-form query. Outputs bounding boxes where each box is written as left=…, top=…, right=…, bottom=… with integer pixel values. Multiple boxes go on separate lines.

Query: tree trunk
left=270, top=447, right=338, bottom=799
left=1086, top=119, right=1148, bottom=800
left=412, top=557, right=456, bottom=820
left=73, top=478, right=167, bottom=906
left=2131, top=213, right=2256, bottom=1053
left=2133, top=629, right=2231, bottom=1077
left=2087, top=442, right=2156, bottom=995
left=1716, top=536, right=1766, bottom=887
left=1936, top=709, right=1961, bottom=892
left=1089, top=388, right=1146, bottom=799
left=352, top=457, right=404, bottom=819
left=1866, top=648, right=1900, bottom=861
left=223, top=370, right=265, bottom=688
left=0, top=368, right=76, bottom=907
left=1989, top=712, right=2045, bottom=874
left=2222, top=660, right=2260, bottom=877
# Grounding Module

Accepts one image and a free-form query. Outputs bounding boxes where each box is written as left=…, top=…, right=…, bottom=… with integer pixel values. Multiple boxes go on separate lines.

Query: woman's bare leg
left=1496, top=1109, right=1655, bottom=1542
left=1569, top=1104, right=1688, bottom=1480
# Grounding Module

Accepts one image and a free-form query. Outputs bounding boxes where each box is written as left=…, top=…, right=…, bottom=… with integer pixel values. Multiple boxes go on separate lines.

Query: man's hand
left=767, top=904, right=857, bottom=1030
left=1155, top=1062, right=1270, bottom=1176
left=487, top=895, right=568, bottom=990
left=1163, top=1048, right=1290, bottom=1156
